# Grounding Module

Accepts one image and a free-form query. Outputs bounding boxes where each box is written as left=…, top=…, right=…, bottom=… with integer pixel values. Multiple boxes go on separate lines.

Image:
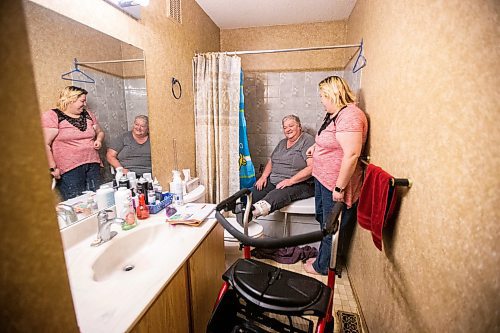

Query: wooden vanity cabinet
left=130, top=224, right=225, bottom=333
left=188, top=224, right=225, bottom=333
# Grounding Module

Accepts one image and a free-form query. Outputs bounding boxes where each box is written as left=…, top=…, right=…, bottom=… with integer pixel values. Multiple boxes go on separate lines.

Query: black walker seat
left=225, top=258, right=331, bottom=316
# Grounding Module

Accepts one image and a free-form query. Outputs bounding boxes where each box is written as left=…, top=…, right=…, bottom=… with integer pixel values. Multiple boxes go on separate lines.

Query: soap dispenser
left=136, top=193, right=150, bottom=220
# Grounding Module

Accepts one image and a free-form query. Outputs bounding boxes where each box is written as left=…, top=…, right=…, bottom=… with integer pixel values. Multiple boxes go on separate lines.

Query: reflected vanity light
left=118, top=0, right=150, bottom=7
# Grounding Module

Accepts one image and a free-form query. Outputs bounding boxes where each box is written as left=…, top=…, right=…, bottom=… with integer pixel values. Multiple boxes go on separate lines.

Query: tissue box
left=147, top=193, right=173, bottom=214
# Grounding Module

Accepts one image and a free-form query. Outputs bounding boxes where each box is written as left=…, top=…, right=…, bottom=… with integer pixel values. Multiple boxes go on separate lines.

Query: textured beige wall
left=221, top=21, right=349, bottom=71
left=25, top=1, right=127, bottom=112
left=139, top=0, right=220, bottom=186
left=0, top=1, right=78, bottom=331
left=27, top=0, right=220, bottom=186
left=345, top=1, right=500, bottom=332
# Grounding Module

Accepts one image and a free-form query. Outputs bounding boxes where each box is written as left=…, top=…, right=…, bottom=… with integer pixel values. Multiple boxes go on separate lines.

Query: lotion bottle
left=170, top=170, right=184, bottom=205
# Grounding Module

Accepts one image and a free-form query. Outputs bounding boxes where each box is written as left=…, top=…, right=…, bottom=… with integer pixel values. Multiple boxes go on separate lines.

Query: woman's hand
left=255, top=177, right=267, bottom=191
left=93, top=139, right=102, bottom=150
left=332, top=190, right=344, bottom=202
left=306, top=144, right=315, bottom=158
left=276, top=178, right=294, bottom=189
left=50, top=168, right=61, bottom=180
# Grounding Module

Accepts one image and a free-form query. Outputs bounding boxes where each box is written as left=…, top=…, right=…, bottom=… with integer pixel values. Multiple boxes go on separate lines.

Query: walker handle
left=215, top=190, right=343, bottom=249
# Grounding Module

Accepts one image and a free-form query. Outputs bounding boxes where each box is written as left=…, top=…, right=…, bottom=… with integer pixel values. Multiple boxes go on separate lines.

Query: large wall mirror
left=24, top=1, right=149, bottom=228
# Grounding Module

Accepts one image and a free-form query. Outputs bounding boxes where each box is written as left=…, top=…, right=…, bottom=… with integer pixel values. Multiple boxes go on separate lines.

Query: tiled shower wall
left=243, top=69, right=361, bottom=238
left=124, top=78, right=148, bottom=130
left=243, top=70, right=342, bottom=173
left=76, top=69, right=148, bottom=182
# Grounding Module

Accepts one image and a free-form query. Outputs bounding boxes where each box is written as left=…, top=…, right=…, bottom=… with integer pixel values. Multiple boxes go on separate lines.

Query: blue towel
left=239, top=71, right=256, bottom=189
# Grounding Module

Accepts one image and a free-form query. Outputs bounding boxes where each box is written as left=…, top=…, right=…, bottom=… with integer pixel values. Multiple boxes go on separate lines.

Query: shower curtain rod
left=76, top=58, right=144, bottom=65
left=197, top=43, right=361, bottom=56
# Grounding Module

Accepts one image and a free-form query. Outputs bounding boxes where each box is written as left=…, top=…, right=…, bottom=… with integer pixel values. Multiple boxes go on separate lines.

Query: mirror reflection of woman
left=42, top=86, right=104, bottom=200
left=106, top=115, right=152, bottom=178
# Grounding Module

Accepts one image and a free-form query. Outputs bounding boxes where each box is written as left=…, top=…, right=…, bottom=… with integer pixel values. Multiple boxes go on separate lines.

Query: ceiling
left=195, top=0, right=357, bottom=29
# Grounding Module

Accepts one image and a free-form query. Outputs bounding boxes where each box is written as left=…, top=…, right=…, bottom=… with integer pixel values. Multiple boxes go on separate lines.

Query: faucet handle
left=56, top=203, right=78, bottom=224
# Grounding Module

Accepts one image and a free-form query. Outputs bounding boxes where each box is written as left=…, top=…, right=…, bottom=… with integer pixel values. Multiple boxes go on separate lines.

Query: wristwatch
left=49, top=167, right=56, bottom=172
left=334, top=186, right=344, bottom=193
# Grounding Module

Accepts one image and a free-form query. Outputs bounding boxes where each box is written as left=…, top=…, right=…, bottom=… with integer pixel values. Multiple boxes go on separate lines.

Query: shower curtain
left=193, top=53, right=241, bottom=203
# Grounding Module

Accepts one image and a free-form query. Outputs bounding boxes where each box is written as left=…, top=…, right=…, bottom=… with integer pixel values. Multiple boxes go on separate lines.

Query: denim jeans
left=312, top=178, right=358, bottom=275
left=57, top=163, right=101, bottom=200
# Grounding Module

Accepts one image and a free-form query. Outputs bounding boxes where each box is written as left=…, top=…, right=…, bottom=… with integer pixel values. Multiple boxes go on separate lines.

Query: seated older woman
left=251, top=115, right=315, bottom=218
left=106, top=115, right=152, bottom=177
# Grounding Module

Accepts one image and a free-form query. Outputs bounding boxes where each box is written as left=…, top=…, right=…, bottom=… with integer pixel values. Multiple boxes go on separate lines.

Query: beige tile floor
left=224, top=242, right=362, bottom=333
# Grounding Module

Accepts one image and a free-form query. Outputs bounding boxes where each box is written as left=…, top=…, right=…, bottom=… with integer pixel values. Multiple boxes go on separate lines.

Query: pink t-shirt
left=312, top=104, right=368, bottom=208
left=41, top=109, right=102, bottom=174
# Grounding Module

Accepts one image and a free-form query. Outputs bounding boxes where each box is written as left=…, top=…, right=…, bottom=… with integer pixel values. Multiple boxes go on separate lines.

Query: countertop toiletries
left=128, top=172, right=137, bottom=192
left=136, top=193, right=150, bottom=220
left=96, top=184, right=115, bottom=211
left=137, top=177, right=148, bottom=203
left=147, top=179, right=155, bottom=205
left=115, top=167, right=124, bottom=183
left=119, top=175, right=130, bottom=189
left=170, top=170, right=184, bottom=206
left=114, top=187, right=136, bottom=230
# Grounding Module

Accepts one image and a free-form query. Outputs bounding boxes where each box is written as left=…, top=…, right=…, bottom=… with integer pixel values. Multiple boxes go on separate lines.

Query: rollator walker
left=207, top=188, right=344, bottom=333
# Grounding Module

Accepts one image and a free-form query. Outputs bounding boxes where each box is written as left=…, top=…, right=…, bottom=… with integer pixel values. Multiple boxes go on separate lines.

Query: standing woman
left=42, top=86, right=104, bottom=200
left=304, top=76, right=368, bottom=275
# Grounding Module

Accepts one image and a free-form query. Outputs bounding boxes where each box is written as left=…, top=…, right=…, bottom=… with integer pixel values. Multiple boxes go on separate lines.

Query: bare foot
left=303, top=261, right=321, bottom=275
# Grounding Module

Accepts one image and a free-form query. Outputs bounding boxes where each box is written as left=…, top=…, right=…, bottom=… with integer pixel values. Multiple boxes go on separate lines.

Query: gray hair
left=134, top=115, right=149, bottom=127
left=281, top=114, right=302, bottom=128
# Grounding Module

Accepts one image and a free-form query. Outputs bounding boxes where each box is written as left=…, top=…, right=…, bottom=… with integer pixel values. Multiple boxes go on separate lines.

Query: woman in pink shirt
left=42, top=86, right=104, bottom=200
left=304, top=76, right=368, bottom=275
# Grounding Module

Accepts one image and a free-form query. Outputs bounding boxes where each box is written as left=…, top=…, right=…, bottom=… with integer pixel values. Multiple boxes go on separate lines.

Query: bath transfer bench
left=208, top=189, right=344, bottom=333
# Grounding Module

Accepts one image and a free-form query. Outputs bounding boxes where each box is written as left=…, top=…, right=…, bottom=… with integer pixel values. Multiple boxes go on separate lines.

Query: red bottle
left=137, top=193, right=150, bottom=220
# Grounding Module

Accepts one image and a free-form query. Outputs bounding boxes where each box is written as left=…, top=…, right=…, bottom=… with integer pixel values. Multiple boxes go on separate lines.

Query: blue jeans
left=312, top=178, right=358, bottom=275
left=57, top=163, right=101, bottom=200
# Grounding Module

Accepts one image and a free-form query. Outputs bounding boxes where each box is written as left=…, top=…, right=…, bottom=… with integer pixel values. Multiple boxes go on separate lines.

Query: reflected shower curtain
left=193, top=53, right=241, bottom=203
left=239, top=71, right=256, bottom=189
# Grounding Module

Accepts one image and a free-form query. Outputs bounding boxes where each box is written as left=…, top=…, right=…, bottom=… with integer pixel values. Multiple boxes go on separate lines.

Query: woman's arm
left=93, top=123, right=104, bottom=150
left=43, top=127, right=61, bottom=179
left=333, top=131, right=363, bottom=201
left=106, top=148, right=128, bottom=174
left=275, top=158, right=312, bottom=189
left=255, top=159, right=272, bottom=190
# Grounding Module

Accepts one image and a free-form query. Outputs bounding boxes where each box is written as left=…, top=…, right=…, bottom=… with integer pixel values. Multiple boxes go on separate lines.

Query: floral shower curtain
left=193, top=53, right=241, bottom=203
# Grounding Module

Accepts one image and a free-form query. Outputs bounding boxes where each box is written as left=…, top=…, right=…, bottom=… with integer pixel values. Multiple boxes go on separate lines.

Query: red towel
left=357, top=164, right=397, bottom=251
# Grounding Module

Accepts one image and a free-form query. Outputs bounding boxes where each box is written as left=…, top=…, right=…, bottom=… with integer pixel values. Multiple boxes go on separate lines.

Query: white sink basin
left=61, top=203, right=218, bottom=333
left=91, top=223, right=182, bottom=282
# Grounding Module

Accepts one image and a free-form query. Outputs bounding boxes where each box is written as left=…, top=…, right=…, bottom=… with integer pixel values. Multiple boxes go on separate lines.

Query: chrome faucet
left=92, top=209, right=124, bottom=246
left=56, top=203, right=78, bottom=227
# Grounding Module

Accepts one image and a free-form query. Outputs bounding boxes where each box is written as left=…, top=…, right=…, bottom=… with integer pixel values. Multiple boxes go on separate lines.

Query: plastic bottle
left=115, top=167, right=124, bottom=184
left=114, top=187, right=136, bottom=230
left=127, top=172, right=137, bottom=193
left=147, top=179, right=156, bottom=206
left=119, top=175, right=130, bottom=189
left=96, top=184, right=115, bottom=211
left=137, top=177, right=148, bottom=203
left=136, top=193, right=150, bottom=220
left=170, top=170, right=184, bottom=206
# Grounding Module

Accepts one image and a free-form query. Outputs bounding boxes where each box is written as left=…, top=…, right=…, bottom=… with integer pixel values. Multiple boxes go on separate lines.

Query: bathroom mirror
left=24, top=1, right=149, bottom=228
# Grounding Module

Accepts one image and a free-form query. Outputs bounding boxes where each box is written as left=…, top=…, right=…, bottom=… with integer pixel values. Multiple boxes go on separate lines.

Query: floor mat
left=337, top=310, right=362, bottom=333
